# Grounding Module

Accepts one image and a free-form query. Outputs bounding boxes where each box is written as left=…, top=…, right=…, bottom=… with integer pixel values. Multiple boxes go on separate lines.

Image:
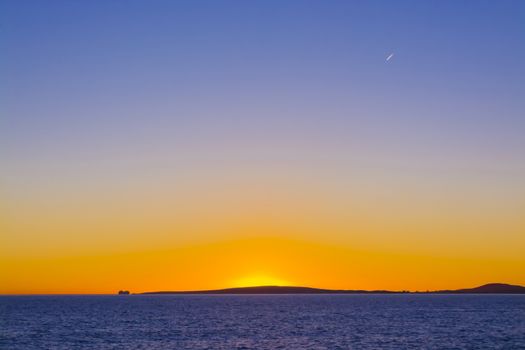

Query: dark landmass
left=431, top=283, right=525, bottom=294
left=142, top=286, right=399, bottom=295
left=140, top=283, right=525, bottom=295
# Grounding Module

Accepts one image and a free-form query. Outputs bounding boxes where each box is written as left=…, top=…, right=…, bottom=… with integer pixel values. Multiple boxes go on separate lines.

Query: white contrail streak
left=386, top=53, right=394, bottom=61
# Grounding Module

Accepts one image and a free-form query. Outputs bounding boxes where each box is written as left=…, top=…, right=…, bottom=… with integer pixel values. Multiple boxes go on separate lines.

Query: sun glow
left=233, top=275, right=291, bottom=287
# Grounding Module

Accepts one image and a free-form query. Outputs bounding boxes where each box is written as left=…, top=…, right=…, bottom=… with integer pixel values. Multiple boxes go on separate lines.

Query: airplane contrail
left=386, top=53, right=394, bottom=61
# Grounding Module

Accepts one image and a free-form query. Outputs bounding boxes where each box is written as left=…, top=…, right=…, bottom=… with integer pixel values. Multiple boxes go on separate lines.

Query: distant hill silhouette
left=143, top=286, right=399, bottom=295
left=433, top=283, right=525, bottom=294
left=141, top=283, right=525, bottom=295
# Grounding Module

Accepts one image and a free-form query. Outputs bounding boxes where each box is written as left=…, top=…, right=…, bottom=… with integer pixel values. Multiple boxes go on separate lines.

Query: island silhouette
left=137, top=283, right=525, bottom=295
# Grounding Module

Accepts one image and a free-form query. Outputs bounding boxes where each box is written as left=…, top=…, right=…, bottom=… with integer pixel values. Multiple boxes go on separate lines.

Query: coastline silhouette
left=137, top=283, right=525, bottom=295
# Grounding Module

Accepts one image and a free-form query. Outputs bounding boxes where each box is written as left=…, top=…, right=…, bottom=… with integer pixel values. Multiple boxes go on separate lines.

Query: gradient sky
left=2, top=0, right=524, bottom=293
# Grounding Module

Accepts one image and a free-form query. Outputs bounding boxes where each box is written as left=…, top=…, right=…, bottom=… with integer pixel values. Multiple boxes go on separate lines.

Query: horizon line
left=5, top=282, right=524, bottom=295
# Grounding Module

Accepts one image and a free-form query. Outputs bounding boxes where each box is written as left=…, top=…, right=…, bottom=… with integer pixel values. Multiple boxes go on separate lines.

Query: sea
left=1, top=294, right=524, bottom=349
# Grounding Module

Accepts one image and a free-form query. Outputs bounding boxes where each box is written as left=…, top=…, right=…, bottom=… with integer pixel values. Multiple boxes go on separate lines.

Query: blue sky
left=3, top=1, right=524, bottom=156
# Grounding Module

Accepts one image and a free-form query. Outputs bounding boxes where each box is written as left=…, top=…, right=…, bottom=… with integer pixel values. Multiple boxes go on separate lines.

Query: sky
left=1, top=0, right=524, bottom=294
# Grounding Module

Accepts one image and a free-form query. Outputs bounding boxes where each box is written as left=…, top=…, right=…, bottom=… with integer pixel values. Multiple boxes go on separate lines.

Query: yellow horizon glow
left=2, top=161, right=524, bottom=295
left=1, top=236, right=524, bottom=294
left=232, top=275, right=292, bottom=288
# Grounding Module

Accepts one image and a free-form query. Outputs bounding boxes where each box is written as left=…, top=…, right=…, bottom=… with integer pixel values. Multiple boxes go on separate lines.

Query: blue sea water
left=1, top=294, right=524, bottom=349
